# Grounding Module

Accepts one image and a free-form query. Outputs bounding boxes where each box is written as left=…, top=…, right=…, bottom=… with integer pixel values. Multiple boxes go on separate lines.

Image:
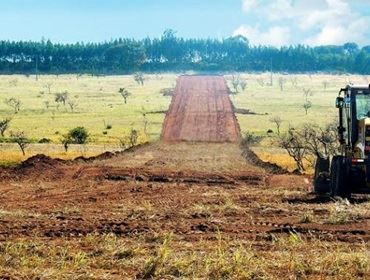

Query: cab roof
left=347, top=84, right=370, bottom=90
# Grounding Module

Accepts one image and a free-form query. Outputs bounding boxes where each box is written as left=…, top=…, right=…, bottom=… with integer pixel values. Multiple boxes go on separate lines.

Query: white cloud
left=233, top=25, right=291, bottom=47
left=305, top=16, right=370, bottom=45
left=242, top=0, right=258, bottom=12
left=237, top=0, right=370, bottom=46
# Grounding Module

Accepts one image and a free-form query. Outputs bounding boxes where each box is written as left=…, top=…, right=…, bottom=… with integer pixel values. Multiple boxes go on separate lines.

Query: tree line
left=1, top=30, right=370, bottom=74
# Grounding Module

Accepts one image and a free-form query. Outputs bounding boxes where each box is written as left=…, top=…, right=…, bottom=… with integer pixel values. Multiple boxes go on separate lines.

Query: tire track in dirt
left=161, top=75, right=241, bottom=142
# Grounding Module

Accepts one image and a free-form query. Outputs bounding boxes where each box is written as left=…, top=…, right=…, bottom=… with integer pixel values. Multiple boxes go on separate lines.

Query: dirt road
left=161, top=75, right=241, bottom=142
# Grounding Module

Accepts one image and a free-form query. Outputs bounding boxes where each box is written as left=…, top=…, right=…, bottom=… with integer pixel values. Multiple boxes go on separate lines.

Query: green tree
left=61, top=126, right=89, bottom=151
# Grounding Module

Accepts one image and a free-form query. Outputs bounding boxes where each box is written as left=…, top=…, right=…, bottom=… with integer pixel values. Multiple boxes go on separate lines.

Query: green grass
left=228, top=73, right=369, bottom=136
left=0, top=74, right=175, bottom=144
left=0, top=73, right=369, bottom=163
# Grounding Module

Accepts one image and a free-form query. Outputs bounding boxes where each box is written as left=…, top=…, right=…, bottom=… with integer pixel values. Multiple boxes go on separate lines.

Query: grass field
left=0, top=73, right=369, bottom=165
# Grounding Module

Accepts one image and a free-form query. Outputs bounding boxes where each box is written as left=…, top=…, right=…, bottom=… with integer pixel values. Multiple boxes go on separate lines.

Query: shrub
left=38, top=138, right=51, bottom=144
left=61, top=127, right=89, bottom=152
left=160, top=88, right=174, bottom=96
left=240, top=132, right=263, bottom=146
left=66, top=127, right=89, bottom=144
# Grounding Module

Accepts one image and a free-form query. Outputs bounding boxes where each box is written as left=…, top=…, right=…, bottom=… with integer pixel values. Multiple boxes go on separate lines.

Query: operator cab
left=336, top=84, right=370, bottom=158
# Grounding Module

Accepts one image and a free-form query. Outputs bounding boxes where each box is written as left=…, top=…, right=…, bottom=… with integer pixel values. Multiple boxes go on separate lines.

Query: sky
left=0, top=0, right=369, bottom=46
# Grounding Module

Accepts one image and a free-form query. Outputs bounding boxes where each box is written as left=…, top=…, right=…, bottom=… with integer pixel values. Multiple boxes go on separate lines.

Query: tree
left=119, top=88, right=131, bottom=104
left=269, top=116, right=282, bottom=135
left=67, top=127, right=89, bottom=144
left=55, top=91, right=68, bottom=106
left=303, top=100, right=312, bottom=115
left=129, top=128, right=138, bottom=147
left=298, top=123, right=338, bottom=159
left=0, top=118, right=11, bottom=137
left=279, top=122, right=339, bottom=172
left=67, top=99, right=78, bottom=112
left=4, top=98, right=21, bottom=113
left=104, top=42, right=146, bottom=72
left=0, top=39, right=369, bottom=74
left=279, top=128, right=308, bottom=172
left=343, top=42, right=359, bottom=55
left=61, top=126, right=89, bottom=152
left=10, top=131, right=29, bottom=156
left=134, top=73, right=145, bottom=86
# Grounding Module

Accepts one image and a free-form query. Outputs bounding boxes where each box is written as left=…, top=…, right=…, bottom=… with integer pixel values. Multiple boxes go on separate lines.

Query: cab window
left=356, top=94, right=370, bottom=119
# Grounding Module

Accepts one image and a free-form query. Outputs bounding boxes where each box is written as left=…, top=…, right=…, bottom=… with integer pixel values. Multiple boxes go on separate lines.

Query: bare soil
left=161, top=75, right=241, bottom=142
left=0, top=144, right=369, bottom=243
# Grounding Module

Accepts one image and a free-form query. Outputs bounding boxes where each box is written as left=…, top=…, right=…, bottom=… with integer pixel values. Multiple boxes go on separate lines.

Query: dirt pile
left=241, top=145, right=289, bottom=175
left=18, top=154, right=65, bottom=170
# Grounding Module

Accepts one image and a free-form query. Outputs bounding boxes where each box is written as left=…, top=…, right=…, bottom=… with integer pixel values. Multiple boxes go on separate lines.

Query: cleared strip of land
left=162, top=76, right=241, bottom=142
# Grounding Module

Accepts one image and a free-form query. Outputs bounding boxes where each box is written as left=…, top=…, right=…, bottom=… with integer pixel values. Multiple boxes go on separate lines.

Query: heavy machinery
left=314, top=84, right=370, bottom=198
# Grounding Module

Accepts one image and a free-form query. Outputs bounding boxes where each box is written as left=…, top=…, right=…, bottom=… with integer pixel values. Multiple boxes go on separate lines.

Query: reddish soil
left=0, top=143, right=369, bottom=243
left=161, top=75, right=241, bottom=142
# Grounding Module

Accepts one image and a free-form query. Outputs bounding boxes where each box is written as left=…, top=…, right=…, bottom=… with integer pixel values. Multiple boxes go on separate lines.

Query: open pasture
left=0, top=73, right=368, bottom=165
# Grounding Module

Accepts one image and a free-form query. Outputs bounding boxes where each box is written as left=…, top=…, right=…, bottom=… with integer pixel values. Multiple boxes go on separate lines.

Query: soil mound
left=241, top=145, right=289, bottom=175
left=18, top=154, right=65, bottom=170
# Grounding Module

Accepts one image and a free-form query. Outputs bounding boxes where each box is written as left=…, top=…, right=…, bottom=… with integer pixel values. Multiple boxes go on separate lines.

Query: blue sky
left=0, top=0, right=369, bottom=46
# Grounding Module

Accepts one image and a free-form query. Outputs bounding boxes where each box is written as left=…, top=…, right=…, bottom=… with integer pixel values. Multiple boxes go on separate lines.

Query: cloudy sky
left=0, top=0, right=369, bottom=46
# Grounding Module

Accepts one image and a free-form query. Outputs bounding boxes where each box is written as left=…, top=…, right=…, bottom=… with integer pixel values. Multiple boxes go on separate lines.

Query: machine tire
left=330, top=156, right=351, bottom=198
left=313, top=156, right=330, bottom=194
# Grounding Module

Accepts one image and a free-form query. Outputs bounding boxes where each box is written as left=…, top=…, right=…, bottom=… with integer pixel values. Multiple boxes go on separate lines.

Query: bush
left=66, top=127, right=89, bottom=144
left=61, top=127, right=89, bottom=152
left=278, top=122, right=339, bottom=172
left=241, top=132, right=263, bottom=146
left=38, top=138, right=52, bottom=144
left=160, top=88, right=174, bottom=96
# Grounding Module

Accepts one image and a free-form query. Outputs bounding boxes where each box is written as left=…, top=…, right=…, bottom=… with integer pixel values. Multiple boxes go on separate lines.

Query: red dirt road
left=161, top=76, right=241, bottom=142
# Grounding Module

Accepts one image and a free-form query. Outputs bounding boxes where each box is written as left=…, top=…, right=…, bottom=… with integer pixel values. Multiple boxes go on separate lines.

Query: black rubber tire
left=313, top=156, right=330, bottom=194
left=330, top=156, right=351, bottom=198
